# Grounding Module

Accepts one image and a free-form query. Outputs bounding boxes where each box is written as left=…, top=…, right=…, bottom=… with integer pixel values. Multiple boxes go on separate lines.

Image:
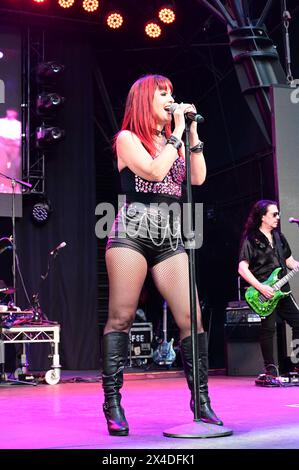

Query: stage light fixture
left=35, top=125, right=65, bottom=147
left=36, top=62, right=65, bottom=81
left=106, top=12, right=124, bottom=29
left=145, top=22, right=162, bottom=39
left=36, top=92, right=65, bottom=114
left=82, top=0, right=99, bottom=13
left=31, top=201, right=52, bottom=225
left=158, top=7, right=176, bottom=24
left=33, top=0, right=46, bottom=3
left=58, top=0, right=75, bottom=8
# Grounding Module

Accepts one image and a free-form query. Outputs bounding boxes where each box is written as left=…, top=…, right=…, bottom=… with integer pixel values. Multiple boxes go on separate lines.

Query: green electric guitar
left=245, top=266, right=299, bottom=317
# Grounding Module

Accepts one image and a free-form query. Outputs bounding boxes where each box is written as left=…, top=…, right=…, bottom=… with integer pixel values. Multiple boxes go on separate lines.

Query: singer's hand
left=189, top=104, right=200, bottom=134
left=172, top=102, right=196, bottom=129
left=172, top=102, right=185, bottom=130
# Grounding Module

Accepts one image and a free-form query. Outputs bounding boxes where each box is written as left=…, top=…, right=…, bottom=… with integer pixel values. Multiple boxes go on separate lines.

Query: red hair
left=116, top=74, right=173, bottom=156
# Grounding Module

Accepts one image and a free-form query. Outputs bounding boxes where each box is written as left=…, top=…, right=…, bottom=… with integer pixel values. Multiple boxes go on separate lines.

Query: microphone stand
left=0, top=172, right=32, bottom=305
left=163, top=121, right=232, bottom=438
left=30, top=251, right=60, bottom=325
left=281, top=0, right=294, bottom=84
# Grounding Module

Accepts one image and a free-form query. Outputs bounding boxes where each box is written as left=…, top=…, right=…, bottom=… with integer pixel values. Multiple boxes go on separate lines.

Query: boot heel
left=199, top=400, right=223, bottom=426
left=103, top=401, right=129, bottom=436
left=109, top=428, right=129, bottom=436
left=190, top=397, right=223, bottom=426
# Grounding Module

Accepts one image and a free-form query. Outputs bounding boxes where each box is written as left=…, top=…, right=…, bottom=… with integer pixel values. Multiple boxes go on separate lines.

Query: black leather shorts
left=106, top=202, right=186, bottom=268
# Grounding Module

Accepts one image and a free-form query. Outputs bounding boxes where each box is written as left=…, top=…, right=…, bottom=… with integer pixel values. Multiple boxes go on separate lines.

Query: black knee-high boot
left=102, top=332, right=129, bottom=436
left=180, top=332, right=223, bottom=426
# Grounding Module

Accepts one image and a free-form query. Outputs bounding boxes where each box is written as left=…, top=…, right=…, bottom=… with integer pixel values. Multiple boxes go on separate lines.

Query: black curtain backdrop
left=15, top=33, right=99, bottom=370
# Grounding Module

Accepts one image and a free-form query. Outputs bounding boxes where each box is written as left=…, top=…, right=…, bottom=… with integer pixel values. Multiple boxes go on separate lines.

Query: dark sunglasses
left=271, top=211, right=280, bottom=218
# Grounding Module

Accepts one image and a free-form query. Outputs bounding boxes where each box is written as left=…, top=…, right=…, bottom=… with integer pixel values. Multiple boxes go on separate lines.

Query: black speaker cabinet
left=225, top=323, right=277, bottom=376
left=225, top=323, right=261, bottom=342
left=225, top=340, right=264, bottom=376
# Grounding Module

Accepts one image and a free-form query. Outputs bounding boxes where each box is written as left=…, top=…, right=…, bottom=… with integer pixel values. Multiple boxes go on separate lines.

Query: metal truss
left=21, top=28, right=46, bottom=195
left=1, top=325, right=60, bottom=344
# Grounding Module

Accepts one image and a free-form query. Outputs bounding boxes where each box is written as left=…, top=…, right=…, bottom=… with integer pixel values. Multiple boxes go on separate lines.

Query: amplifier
left=226, top=341, right=264, bottom=376
left=226, top=301, right=261, bottom=324
left=225, top=321, right=278, bottom=376
left=129, top=322, right=153, bottom=360
left=225, top=323, right=261, bottom=342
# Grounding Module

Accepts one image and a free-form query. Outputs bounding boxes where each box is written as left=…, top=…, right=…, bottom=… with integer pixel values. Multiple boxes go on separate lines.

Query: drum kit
left=0, top=237, right=15, bottom=318
left=0, top=233, right=60, bottom=386
left=0, top=237, right=35, bottom=385
left=0, top=237, right=17, bottom=326
left=0, top=233, right=64, bottom=328
left=0, top=237, right=35, bottom=328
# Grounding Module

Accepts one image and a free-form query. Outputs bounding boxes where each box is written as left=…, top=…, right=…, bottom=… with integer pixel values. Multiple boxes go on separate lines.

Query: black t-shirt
left=239, top=229, right=292, bottom=283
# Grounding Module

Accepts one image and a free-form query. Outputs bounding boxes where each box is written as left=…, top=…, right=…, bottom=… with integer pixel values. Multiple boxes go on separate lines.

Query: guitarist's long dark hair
left=241, top=199, right=278, bottom=244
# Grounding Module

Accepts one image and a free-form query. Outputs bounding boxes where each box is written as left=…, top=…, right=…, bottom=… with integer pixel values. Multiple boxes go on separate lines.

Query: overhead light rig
left=3, top=1, right=177, bottom=39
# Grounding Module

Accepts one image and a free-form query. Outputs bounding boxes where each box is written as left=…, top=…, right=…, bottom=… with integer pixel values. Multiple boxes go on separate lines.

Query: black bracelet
left=190, top=141, right=204, bottom=153
left=166, top=134, right=182, bottom=150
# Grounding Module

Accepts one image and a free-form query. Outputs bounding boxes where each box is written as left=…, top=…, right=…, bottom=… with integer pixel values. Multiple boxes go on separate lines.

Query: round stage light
left=107, top=13, right=124, bottom=29
left=82, top=0, right=99, bottom=13
left=33, top=0, right=46, bottom=3
left=58, top=0, right=75, bottom=8
left=158, top=7, right=175, bottom=24
left=32, top=202, right=51, bottom=225
left=145, top=22, right=162, bottom=39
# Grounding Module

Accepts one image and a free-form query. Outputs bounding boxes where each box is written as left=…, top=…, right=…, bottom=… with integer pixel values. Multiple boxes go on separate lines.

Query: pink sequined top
left=120, top=157, right=186, bottom=200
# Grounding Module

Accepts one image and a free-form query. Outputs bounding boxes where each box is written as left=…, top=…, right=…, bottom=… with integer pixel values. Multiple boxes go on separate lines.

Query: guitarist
left=238, top=200, right=299, bottom=377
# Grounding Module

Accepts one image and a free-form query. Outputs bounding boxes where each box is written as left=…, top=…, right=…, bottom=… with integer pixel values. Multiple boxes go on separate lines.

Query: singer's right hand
left=172, top=102, right=196, bottom=129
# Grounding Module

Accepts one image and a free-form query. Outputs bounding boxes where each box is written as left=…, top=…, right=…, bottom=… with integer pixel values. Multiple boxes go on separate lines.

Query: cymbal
left=0, top=287, right=16, bottom=295
left=0, top=237, right=12, bottom=254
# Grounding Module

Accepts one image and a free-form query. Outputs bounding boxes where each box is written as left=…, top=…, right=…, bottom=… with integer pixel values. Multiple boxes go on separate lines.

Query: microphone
left=169, top=103, right=205, bottom=124
left=50, top=241, right=66, bottom=255
left=289, top=217, right=299, bottom=224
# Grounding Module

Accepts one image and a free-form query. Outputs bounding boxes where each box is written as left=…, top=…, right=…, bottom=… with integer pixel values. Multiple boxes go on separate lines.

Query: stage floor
left=1, top=371, right=299, bottom=450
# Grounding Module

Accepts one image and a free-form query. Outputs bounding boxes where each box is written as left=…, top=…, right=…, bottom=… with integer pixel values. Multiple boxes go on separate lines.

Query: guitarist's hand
left=258, top=284, right=274, bottom=299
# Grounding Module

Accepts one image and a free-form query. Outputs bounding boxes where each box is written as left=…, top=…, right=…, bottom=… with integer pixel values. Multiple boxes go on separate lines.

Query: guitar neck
left=274, top=268, right=298, bottom=290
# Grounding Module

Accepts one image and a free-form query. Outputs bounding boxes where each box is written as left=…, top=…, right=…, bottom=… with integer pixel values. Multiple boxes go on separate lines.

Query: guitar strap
left=273, top=231, right=287, bottom=274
